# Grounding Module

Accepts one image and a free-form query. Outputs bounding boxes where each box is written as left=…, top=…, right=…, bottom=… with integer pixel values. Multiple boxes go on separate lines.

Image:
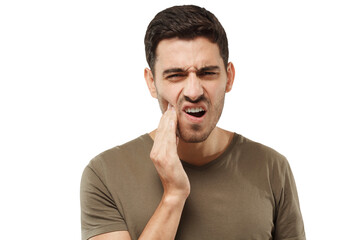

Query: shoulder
left=234, top=133, right=287, bottom=162
left=86, top=134, right=154, bottom=181
left=232, top=134, right=295, bottom=193
left=233, top=133, right=289, bottom=170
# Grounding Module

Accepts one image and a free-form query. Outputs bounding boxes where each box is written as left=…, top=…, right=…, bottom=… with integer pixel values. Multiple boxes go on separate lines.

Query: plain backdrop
left=1, top=0, right=359, bottom=239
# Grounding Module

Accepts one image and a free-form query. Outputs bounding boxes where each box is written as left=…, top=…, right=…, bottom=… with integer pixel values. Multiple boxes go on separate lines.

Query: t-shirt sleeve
left=273, top=158, right=306, bottom=240
left=80, top=165, right=128, bottom=240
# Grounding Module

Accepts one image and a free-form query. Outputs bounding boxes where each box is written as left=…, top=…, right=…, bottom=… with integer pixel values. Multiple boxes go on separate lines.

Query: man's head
left=144, top=5, right=235, bottom=143
left=144, top=5, right=229, bottom=73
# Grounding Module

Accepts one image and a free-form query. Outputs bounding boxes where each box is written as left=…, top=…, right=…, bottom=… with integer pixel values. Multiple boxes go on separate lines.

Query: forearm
left=139, top=105, right=189, bottom=239
left=139, top=194, right=187, bottom=240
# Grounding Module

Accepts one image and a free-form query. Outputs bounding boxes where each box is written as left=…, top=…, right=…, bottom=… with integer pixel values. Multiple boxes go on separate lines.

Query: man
left=80, top=5, right=305, bottom=240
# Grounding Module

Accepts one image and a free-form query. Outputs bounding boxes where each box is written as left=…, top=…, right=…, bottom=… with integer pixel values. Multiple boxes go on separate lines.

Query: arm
left=139, top=104, right=190, bottom=239
left=273, top=159, right=306, bottom=240
left=91, top=105, right=190, bottom=240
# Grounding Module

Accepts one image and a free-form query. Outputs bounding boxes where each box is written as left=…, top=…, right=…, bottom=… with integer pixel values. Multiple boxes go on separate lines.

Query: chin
left=178, top=125, right=212, bottom=143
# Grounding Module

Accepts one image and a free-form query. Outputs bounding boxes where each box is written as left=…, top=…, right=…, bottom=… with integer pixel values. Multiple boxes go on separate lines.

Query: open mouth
left=185, top=107, right=206, bottom=118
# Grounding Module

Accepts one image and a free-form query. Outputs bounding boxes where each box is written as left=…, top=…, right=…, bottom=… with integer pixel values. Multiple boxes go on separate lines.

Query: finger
left=168, top=106, right=177, bottom=131
left=155, top=104, right=177, bottom=146
left=158, top=104, right=177, bottom=131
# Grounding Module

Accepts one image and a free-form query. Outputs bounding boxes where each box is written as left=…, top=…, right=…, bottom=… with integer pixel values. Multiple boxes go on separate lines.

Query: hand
left=150, top=104, right=190, bottom=199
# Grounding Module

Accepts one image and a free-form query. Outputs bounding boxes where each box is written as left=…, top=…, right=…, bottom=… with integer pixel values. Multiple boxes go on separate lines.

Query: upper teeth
left=186, top=107, right=205, bottom=113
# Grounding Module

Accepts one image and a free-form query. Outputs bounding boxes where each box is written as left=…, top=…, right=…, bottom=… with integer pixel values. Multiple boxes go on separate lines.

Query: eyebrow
left=162, top=66, right=220, bottom=77
left=163, top=68, right=185, bottom=76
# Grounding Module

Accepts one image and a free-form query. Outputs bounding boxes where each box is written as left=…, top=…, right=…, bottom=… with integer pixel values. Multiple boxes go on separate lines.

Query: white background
left=1, top=0, right=359, bottom=239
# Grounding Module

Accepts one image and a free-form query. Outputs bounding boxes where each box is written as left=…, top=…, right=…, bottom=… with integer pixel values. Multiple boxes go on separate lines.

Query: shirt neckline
left=143, top=132, right=239, bottom=171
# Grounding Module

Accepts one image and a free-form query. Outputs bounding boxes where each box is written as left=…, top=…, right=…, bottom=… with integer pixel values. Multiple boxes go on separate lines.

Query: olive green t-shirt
left=80, top=133, right=305, bottom=240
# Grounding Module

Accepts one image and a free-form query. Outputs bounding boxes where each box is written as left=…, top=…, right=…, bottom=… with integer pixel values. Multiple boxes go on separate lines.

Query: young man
left=80, top=5, right=306, bottom=240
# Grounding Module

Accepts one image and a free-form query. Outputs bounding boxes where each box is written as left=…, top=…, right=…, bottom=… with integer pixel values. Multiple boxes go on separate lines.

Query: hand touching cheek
left=150, top=104, right=190, bottom=198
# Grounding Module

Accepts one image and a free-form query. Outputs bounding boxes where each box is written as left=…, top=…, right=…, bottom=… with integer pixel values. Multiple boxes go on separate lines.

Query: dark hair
left=144, top=5, right=229, bottom=72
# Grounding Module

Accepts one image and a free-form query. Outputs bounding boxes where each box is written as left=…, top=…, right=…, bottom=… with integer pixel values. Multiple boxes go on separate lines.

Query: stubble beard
left=176, top=94, right=225, bottom=143
left=157, top=90, right=226, bottom=143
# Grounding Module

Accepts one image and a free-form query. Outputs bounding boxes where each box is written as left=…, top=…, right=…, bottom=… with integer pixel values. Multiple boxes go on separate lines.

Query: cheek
left=205, top=82, right=226, bottom=102
left=157, top=83, right=182, bottom=107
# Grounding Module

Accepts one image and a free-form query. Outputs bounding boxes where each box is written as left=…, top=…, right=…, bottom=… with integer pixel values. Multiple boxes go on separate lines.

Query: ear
left=144, top=68, right=158, bottom=99
left=225, top=62, right=235, bottom=93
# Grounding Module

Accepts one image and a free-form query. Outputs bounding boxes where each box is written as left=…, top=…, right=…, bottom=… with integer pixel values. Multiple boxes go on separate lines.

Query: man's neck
left=177, top=127, right=233, bottom=166
left=149, top=127, right=234, bottom=167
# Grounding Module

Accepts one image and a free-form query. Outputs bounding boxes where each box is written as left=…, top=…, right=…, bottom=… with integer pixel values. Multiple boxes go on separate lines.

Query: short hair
left=144, top=5, right=229, bottom=72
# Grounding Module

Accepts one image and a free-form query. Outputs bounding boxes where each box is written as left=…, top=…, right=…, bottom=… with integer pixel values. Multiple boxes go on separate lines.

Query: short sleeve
left=273, top=159, right=306, bottom=240
left=80, top=165, right=128, bottom=240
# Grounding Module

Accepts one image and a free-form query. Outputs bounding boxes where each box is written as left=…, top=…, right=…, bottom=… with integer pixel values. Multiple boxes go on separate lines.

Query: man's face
left=145, top=37, right=234, bottom=143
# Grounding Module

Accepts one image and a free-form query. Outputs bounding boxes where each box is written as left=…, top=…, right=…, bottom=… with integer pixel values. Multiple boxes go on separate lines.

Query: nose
left=183, top=72, right=204, bottom=102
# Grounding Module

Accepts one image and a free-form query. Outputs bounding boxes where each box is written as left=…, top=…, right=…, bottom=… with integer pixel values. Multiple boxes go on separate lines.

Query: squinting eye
left=198, top=72, right=217, bottom=77
left=167, top=74, right=185, bottom=79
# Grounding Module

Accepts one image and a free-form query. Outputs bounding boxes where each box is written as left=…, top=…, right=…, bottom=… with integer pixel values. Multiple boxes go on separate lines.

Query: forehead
left=154, top=37, right=224, bottom=73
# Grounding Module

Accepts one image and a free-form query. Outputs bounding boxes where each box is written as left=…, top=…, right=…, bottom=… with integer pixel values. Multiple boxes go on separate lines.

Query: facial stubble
left=157, top=93, right=225, bottom=143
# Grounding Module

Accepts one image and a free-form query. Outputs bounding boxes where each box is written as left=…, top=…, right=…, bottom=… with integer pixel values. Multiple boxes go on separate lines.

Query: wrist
left=162, top=192, right=189, bottom=207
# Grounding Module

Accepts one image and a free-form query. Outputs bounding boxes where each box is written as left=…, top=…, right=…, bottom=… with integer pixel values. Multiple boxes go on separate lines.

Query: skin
left=147, top=37, right=235, bottom=166
left=90, top=37, right=235, bottom=240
